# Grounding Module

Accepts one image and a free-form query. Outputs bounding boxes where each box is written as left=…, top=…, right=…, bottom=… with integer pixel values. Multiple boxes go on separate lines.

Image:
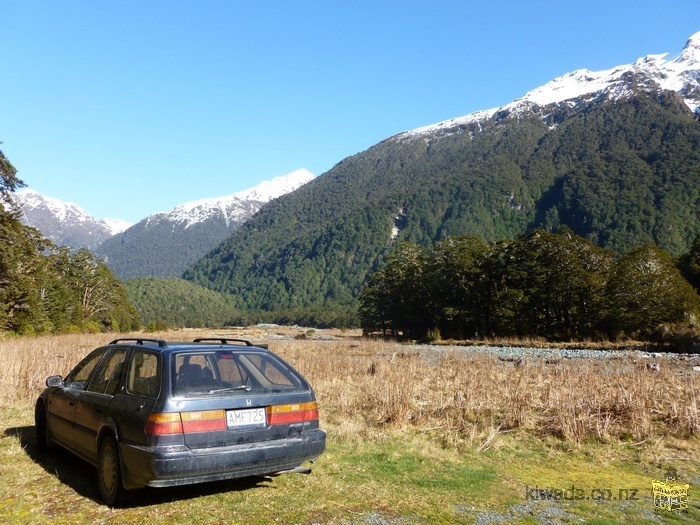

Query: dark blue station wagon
left=34, top=338, right=326, bottom=505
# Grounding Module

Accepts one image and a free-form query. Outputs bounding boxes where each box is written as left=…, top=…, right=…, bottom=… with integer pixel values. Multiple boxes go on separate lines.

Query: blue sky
left=1, top=1, right=699, bottom=223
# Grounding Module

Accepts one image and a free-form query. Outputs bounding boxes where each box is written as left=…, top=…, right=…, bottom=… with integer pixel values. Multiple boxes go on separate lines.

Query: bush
left=146, top=319, right=168, bottom=332
left=649, top=322, right=700, bottom=352
left=423, top=327, right=442, bottom=343
left=83, top=321, right=102, bottom=334
left=19, top=325, right=35, bottom=336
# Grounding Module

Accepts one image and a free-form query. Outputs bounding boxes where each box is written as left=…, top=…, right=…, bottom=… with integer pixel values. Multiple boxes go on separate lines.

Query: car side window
left=86, top=349, right=127, bottom=395
left=127, top=350, right=161, bottom=398
left=64, top=350, right=106, bottom=391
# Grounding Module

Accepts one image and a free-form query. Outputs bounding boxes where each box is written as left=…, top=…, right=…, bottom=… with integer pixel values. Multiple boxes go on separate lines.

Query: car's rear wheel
left=98, top=435, right=124, bottom=506
left=34, top=402, right=52, bottom=451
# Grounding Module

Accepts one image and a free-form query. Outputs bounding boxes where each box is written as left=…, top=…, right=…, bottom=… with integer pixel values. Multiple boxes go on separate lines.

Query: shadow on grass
left=3, top=424, right=273, bottom=508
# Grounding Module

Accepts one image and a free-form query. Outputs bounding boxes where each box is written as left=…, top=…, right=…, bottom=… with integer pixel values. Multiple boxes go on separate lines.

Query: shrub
left=423, top=327, right=442, bottom=343
left=649, top=322, right=700, bottom=352
left=83, top=321, right=102, bottom=334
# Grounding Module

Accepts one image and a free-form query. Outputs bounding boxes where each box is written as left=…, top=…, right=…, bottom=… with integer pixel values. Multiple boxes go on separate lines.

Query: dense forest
left=185, top=90, right=700, bottom=319
left=0, top=150, right=139, bottom=335
left=124, top=277, right=239, bottom=328
left=360, top=229, right=700, bottom=344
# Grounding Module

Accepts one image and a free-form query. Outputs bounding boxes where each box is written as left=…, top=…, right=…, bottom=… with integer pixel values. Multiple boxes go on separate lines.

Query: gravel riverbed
left=411, top=342, right=700, bottom=360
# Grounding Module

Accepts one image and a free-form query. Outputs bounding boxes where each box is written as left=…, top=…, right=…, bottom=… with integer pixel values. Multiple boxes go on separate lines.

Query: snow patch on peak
left=517, top=65, right=629, bottom=106
left=236, top=168, right=315, bottom=202
left=16, top=188, right=92, bottom=222
left=517, top=42, right=699, bottom=111
left=400, top=32, right=700, bottom=140
left=681, top=31, right=700, bottom=59
left=102, top=218, right=132, bottom=235
left=402, top=109, right=499, bottom=138
left=165, top=169, right=315, bottom=228
left=16, top=188, right=133, bottom=233
left=10, top=188, right=132, bottom=250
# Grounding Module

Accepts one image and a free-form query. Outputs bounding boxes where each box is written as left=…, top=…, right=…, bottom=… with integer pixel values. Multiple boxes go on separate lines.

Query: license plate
left=226, top=408, right=266, bottom=429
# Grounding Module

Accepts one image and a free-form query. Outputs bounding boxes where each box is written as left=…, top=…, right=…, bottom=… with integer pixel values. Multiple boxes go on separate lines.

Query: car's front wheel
left=97, top=435, right=125, bottom=506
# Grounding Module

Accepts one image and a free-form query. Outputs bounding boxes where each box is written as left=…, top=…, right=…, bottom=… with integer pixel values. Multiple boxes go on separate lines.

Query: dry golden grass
left=1, top=329, right=698, bottom=446
left=279, top=338, right=700, bottom=445
left=0, top=333, right=99, bottom=402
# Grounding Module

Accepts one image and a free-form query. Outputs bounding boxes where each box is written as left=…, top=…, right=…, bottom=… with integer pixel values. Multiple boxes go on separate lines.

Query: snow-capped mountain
left=401, top=31, right=700, bottom=139
left=184, top=32, right=700, bottom=313
left=96, top=169, right=315, bottom=279
left=152, top=168, right=315, bottom=229
left=10, top=188, right=132, bottom=250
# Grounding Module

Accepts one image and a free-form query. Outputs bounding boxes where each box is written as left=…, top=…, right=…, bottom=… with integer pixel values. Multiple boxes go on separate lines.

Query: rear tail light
left=267, top=402, right=319, bottom=425
left=146, top=410, right=226, bottom=435
left=145, top=413, right=183, bottom=435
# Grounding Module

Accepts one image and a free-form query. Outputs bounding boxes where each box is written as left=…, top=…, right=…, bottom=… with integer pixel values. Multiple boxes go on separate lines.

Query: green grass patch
left=1, top=400, right=699, bottom=524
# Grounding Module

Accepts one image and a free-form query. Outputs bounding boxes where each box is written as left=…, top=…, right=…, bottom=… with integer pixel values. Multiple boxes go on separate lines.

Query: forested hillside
left=98, top=217, right=235, bottom=279
left=96, top=169, right=314, bottom=280
left=123, top=277, right=239, bottom=328
left=0, top=150, right=138, bottom=335
left=185, top=91, right=700, bottom=317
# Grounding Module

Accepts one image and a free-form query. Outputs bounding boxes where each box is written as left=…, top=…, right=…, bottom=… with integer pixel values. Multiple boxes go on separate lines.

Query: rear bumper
left=120, top=429, right=326, bottom=489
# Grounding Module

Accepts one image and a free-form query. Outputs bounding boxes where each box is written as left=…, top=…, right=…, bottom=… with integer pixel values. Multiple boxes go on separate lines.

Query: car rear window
left=172, top=350, right=305, bottom=396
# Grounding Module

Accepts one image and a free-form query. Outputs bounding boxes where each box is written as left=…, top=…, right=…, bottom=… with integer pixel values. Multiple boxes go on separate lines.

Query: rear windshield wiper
left=207, top=385, right=252, bottom=393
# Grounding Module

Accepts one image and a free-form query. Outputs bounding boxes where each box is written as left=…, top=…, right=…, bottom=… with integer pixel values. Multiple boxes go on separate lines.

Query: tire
left=97, top=435, right=124, bottom=506
left=34, top=402, right=51, bottom=452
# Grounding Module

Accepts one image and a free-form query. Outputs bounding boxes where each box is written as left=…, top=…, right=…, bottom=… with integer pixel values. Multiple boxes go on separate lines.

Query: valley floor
left=1, top=330, right=698, bottom=524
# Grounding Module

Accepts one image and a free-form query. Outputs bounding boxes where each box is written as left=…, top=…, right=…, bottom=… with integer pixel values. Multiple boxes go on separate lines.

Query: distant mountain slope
left=184, top=33, right=700, bottom=313
left=96, top=169, right=315, bottom=279
left=123, top=277, right=239, bottom=327
left=10, top=189, right=130, bottom=250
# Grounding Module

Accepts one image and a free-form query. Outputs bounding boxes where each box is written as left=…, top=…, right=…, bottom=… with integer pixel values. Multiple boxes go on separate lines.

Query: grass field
left=1, top=329, right=698, bottom=524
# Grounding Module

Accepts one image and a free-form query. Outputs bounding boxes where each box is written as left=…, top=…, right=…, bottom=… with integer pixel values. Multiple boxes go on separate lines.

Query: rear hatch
left=169, top=348, right=319, bottom=449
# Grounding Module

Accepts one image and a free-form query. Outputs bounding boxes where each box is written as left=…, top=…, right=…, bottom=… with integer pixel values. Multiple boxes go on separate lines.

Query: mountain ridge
left=10, top=188, right=131, bottom=250
left=398, top=31, right=700, bottom=141
left=96, top=169, right=315, bottom=279
left=147, top=168, right=315, bottom=229
left=184, top=32, right=700, bottom=316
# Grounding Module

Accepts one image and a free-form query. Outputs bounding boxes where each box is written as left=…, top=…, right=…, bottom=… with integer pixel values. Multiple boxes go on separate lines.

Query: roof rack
left=193, top=338, right=254, bottom=346
left=109, top=338, right=168, bottom=348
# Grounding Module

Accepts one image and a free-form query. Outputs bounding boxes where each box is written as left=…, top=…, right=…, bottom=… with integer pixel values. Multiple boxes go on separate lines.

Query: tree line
left=359, top=228, right=700, bottom=344
left=0, top=150, right=139, bottom=335
left=124, top=276, right=360, bottom=330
